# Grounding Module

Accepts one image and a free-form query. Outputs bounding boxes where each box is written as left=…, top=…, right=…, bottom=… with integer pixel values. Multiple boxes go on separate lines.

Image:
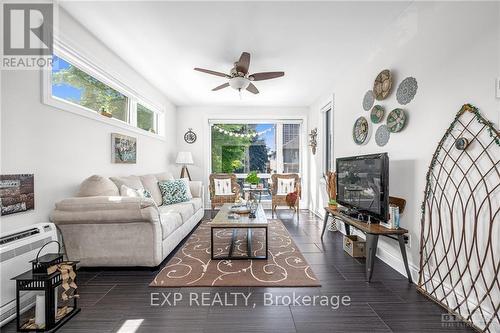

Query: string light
left=212, top=125, right=273, bottom=139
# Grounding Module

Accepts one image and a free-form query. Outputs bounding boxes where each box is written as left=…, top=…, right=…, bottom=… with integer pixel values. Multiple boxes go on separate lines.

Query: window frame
left=208, top=119, right=303, bottom=178
left=321, top=98, right=334, bottom=176
left=42, top=42, right=165, bottom=140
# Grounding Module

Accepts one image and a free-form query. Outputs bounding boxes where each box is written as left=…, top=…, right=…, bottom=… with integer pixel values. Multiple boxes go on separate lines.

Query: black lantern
left=12, top=241, right=80, bottom=332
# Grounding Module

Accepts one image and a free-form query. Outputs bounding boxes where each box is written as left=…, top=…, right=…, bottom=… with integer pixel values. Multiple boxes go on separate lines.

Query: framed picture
left=0, top=174, right=34, bottom=216
left=111, top=133, right=137, bottom=164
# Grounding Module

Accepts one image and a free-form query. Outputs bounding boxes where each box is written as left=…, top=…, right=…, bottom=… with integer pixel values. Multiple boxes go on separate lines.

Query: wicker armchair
left=209, top=173, right=240, bottom=216
left=271, top=174, right=301, bottom=218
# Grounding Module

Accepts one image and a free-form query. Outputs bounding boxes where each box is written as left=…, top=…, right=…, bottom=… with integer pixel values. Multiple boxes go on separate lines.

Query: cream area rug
left=150, top=219, right=320, bottom=287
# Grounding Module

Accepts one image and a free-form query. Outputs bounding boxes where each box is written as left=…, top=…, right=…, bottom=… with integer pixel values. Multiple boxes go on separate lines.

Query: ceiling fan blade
left=235, top=52, right=251, bottom=74
left=194, top=67, right=230, bottom=78
left=246, top=83, right=259, bottom=94
left=249, top=72, right=285, bottom=81
left=212, top=82, right=229, bottom=91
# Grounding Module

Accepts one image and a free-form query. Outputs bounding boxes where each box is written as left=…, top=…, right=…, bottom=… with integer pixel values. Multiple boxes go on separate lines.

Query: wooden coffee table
left=208, top=203, right=268, bottom=260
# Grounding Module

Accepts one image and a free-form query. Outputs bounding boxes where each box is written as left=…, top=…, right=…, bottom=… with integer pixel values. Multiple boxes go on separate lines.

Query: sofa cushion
left=77, top=175, right=119, bottom=197
left=159, top=212, right=183, bottom=239
left=110, top=176, right=143, bottom=195
left=140, top=174, right=163, bottom=205
left=159, top=202, right=194, bottom=222
left=158, top=179, right=190, bottom=205
left=185, top=197, right=203, bottom=212
left=155, top=172, right=174, bottom=182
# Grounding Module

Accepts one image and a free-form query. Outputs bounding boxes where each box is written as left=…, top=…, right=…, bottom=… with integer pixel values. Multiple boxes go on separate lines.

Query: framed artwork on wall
left=0, top=174, right=34, bottom=216
left=111, top=133, right=137, bottom=164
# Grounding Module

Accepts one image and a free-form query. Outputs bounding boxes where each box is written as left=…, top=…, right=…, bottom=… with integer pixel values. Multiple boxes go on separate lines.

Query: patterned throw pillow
left=158, top=179, right=190, bottom=205
left=214, top=178, right=233, bottom=195
left=277, top=178, right=295, bottom=195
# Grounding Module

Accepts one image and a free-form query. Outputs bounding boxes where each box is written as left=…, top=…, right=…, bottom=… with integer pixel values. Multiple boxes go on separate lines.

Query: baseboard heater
left=0, top=223, right=58, bottom=327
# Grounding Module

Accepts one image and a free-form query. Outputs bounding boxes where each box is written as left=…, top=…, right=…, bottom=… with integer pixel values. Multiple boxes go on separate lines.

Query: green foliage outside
left=211, top=124, right=270, bottom=174
left=137, top=104, right=155, bottom=132
left=245, top=171, right=260, bottom=185
left=52, top=64, right=128, bottom=121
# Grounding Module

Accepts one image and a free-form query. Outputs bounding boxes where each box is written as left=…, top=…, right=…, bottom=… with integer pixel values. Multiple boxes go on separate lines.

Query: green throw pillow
left=158, top=179, right=190, bottom=205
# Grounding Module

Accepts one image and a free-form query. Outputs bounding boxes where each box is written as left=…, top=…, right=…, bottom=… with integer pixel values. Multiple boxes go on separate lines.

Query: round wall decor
left=184, top=128, right=197, bottom=144
left=362, top=90, right=375, bottom=111
left=373, top=69, right=392, bottom=100
left=396, top=77, right=418, bottom=105
left=455, top=137, right=470, bottom=150
left=353, top=116, right=369, bottom=145
left=370, top=105, right=385, bottom=123
left=386, top=108, right=407, bottom=133
left=375, top=125, right=390, bottom=146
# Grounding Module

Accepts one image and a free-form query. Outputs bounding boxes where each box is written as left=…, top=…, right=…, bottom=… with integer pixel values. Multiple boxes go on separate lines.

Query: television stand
left=321, top=207, right=412, bottom=283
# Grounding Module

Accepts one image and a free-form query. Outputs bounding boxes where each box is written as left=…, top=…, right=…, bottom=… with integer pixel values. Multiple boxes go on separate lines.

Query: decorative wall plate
left=362, top=90, right=375, bottom=111
left=370, top=105, right=385, bottom=123
left=373, top=69, right=392, bottom=100
left=353, top=116, right=369, bottom=145
left=184, top=128, right=197, bottom=144
left=396, top=77, right=418, bottom=105
left=386, top=108, right=407, bottom=133
left=375, top=125, right=390, bottom=146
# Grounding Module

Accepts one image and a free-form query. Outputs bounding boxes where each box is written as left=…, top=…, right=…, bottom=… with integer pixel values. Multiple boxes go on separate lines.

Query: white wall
left=0, top=9, right=177, bottom=233
left=176, top=106, right=309, bottom=206
left=308, top=1, right=500, bottom=280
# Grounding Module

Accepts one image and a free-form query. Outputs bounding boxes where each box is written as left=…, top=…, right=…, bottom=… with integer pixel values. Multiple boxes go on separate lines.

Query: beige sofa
left=50, top=172, right=204, bottom=267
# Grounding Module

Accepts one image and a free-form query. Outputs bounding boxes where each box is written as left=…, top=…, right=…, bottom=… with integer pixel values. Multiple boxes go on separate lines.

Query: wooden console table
left=321, top=207, right=412, bottom=283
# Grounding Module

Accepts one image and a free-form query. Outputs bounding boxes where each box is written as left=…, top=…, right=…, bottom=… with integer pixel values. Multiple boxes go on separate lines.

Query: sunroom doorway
left=209, top=120, right=303, bottom=204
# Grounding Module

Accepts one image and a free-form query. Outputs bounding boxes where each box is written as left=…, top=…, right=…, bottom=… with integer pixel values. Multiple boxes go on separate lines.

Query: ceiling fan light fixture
left=229, top=76, right=250, bottom=91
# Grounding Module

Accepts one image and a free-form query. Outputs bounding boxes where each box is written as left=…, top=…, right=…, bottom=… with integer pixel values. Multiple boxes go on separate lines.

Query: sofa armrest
left=189, top=181, right=203, bottom=198
left=50, top=196, right=159, bottom=225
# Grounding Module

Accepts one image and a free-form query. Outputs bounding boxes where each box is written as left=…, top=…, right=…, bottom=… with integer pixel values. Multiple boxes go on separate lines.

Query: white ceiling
left=60, top=1, right=411, bottom=107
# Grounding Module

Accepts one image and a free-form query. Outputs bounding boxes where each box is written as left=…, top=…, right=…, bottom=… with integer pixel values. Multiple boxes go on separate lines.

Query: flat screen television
left=336, top=153, right=389, bottom=222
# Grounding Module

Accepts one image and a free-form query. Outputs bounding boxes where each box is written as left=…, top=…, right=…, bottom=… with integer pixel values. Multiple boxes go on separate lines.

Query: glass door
left=210, top=121, right=302, bottom=202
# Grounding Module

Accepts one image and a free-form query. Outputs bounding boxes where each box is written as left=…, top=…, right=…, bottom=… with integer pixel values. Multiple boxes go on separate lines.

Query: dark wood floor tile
left=308, top=263, right=340, bottom=273
left=205, top=306, right=296, bottom=332
left=291, top=302, right=391, bottom=333
left=368, top=302, right=475, bottom=332
left=117, top=307, right=209, bottom=333
left=296, top=243, right=324, bottom=253
left=317, top=280, right=405, bottom=303
left=380, top=279, right=428, bottom=303
left=77, top=284, right=116, bottom=294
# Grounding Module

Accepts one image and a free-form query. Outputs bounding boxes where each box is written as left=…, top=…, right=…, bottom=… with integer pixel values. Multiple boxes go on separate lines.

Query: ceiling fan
left=194, top=52, right=284, bottom=94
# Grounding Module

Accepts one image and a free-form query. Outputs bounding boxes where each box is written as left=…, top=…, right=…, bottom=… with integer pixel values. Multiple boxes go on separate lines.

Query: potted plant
left=245, top=171, right=260, bottom=189
left=100, top=106, right=112, bottom=118
left=328, top=199, right=338, bottom=210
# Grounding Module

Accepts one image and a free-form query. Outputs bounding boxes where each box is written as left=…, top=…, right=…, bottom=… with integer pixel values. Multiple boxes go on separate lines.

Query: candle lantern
left=12, top=241, right=80, bottom=332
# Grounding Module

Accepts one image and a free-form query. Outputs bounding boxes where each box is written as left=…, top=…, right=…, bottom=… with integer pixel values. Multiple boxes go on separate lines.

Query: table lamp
left=176, top=152, right=194, bottom=180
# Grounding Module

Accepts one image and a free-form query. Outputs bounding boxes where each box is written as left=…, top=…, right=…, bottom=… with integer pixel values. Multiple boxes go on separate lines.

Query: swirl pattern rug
left=150, top=219, right=320, bottom=287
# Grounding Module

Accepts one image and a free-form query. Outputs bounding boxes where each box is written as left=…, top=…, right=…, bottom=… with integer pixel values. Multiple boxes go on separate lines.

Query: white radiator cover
left=0, top=223, right=58, bottom=327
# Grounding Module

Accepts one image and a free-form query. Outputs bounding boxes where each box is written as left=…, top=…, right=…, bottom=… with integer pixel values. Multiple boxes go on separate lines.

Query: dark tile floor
left=3, top=210, right=474, bottom=333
